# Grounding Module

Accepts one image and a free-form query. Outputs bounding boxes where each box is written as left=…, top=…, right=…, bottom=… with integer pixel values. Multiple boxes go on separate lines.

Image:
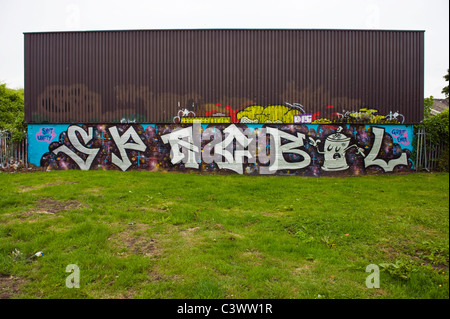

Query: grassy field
left=0, top=170, right=448, bottom=299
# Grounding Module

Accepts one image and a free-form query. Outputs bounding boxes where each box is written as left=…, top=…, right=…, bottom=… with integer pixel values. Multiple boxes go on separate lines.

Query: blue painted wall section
left=27, top=123, right=414, bottom=176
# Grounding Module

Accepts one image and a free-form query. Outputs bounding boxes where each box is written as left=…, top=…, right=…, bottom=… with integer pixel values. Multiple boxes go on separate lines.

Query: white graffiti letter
left=108, top=126, right=147, bottom=171
left=53, top=125, right=100, bottom=170
left=161, top=126, right=200, bottom=169
left=364, top=127, right=407, bottom=172
left=215, top=124, right=253, bottom=174
left=260, top=127, right=311, bottom=174
left=202, top=127, right=223, bottom=164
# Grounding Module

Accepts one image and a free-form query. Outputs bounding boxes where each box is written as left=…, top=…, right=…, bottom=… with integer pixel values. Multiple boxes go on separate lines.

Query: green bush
left=437, top=147, right=449, bottom=172
left=415, top=108, right=449, bottom=171
left=0, top=83, right=26, bottom=142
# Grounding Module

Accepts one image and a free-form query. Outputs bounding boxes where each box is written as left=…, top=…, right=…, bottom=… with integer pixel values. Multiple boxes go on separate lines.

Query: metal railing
left=0, top=132, right=28, bottom=169
left=415, top=127, right=447, bottom=171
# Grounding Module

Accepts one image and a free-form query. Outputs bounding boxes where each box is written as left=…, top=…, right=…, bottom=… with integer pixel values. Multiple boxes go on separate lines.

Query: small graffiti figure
left=173, top=102, right=196, bottom=124
left=284, top=102, right=306, bottom=114
left=385, top=111, right=405, bottom=123
left=309, top=127, right=365, bottom=171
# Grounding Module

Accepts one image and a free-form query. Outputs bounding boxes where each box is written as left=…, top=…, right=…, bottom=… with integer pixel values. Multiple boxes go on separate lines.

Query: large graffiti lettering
left=52, top=126, right=100, bottom=170
left=31, top=123, right=413, bottom=176
left=261, top=127, right=310, bottom=174
left=160, top=126, right=200, bottom=169
left=109, top=126, right=147, bottom=171
left=364, top=127, right=408, bottom=172
left=214, top=125, right=253, bottom=174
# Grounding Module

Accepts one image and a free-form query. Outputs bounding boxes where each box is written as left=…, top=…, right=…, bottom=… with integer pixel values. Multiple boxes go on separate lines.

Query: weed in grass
left=320, top=236, right=337, bottom=250
left=293, top=228, right=315, bottom=244
left=416, top=240, right=449, bottom=270
left=379, top=260, right=419, bottom=281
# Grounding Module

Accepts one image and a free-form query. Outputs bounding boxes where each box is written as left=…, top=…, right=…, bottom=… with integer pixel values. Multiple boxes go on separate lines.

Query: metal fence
left=0, top=132, right=28, bottom=169
left=415, top=127, right=448, bottom=171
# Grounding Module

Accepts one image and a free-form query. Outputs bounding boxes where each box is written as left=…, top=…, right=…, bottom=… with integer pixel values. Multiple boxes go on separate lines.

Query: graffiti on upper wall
left=29, top=123, right=414, bottom=176
left=35, top=84, right=102, bottom=122
left=33, top=81, right=410, bottom=125
left=33, top=82, right=408, bottom=125
left=172, top=101, right=406, bottom=125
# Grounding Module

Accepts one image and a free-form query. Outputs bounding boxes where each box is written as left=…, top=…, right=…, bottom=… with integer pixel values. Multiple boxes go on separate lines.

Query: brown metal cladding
left=24, top=29, right=424, bottom=124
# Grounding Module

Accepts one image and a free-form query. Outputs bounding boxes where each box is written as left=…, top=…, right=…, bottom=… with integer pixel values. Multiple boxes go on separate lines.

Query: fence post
left=415, top=127, right=446, bottom=172
left=415, top=128, right=423, bottom=171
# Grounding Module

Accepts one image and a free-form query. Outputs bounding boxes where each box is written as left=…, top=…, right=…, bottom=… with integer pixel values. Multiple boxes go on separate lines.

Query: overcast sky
left=0, top=0, right=448, bottom=98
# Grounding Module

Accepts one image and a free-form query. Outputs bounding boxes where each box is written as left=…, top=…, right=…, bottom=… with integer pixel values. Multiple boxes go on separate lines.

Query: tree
left=0, top=83, right=26, bottom=141
left=442, top=69, right=449, bottom=100
left=424, top=95, right=434, bottom=119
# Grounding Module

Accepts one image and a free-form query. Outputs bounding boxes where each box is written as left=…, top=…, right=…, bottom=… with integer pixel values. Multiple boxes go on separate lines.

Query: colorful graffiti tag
left=28, top=123, right=414, bottom=176
left=172, top=101, right=406, bottom=125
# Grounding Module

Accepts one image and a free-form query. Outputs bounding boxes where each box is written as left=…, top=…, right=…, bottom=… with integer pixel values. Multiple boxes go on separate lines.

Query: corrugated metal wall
left=24, top=29, right=424, bottom=124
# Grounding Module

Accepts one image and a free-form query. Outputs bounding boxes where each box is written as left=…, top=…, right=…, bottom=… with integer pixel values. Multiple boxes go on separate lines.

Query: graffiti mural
left=36, top=127, right=57, bottom=143
left=28, top=123, right=414, bottom=176
left=171, top=101, right=407, bottom=125
left=236, top=104, right=305, bottom=124
left=309, top=127, right=365, bottom=171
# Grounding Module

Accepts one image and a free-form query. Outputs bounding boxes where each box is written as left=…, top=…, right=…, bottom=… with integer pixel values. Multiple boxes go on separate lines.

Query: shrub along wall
left=414, top=108, right=449, bottom=172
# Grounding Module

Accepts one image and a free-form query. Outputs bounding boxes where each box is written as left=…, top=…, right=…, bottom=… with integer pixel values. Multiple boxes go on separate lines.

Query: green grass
left=0, top=170, right=448, bottom=299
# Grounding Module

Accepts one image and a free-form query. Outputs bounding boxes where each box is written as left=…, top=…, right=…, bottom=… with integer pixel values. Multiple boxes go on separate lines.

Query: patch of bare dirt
left=241, top=249, right=264, bottom=266
left=109, top=223, right=160, bottom=257
left=19, top=181, right=78, bottom=193
left=3, top=198, right=86, bottom=223
left=19, top=198, right=85, bottom=218
left=36, top=198, right=83, bottom=214
left=181, top=226, right=200, bottom=235
left=0, top=274, right=28, bottom=299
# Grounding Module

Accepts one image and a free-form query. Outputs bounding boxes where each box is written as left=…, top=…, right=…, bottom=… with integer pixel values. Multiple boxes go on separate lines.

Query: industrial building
left=24, top=29, right=423, bottom=175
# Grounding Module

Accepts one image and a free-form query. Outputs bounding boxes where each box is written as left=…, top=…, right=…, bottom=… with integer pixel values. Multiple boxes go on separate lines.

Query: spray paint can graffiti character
left=309, top=127, right=365, bottom=171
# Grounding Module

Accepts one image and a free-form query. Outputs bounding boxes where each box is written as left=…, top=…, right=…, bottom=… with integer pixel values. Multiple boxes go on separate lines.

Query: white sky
left=0, top=0, right=448, bottom=98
